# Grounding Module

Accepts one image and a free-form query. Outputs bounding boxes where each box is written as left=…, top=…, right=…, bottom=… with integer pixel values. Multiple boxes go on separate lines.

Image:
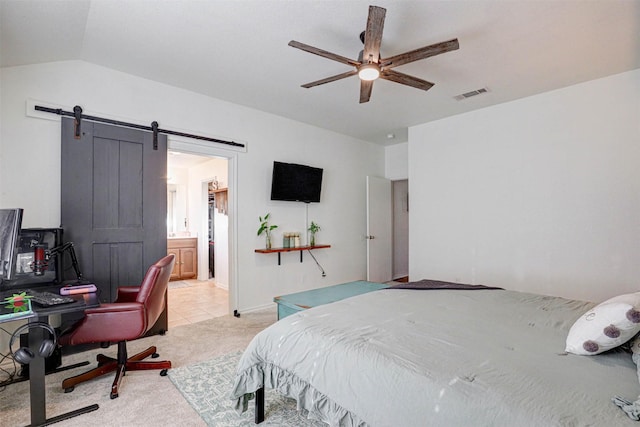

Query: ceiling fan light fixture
left=358, top=63, right=380, bottom=81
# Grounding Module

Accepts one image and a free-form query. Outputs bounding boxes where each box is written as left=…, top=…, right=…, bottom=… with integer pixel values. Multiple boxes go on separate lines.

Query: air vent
left=454, top=87, right=489, bottom=101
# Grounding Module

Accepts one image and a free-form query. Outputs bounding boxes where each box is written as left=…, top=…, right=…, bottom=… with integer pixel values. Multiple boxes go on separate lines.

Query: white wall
left=0, top=69, right=3, bottom=198
left=0, top=60, right=384, bottom=312
left=385, top=142, right=408, bottom=180
left=213, top=205, right=229, bottom=288
left=187, top=157, right=229, bottom=287
left=409, top=69, right=640, bottom=303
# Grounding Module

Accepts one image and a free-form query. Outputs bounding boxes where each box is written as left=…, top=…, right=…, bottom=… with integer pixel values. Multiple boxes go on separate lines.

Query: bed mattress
left=231, top=288, right=639, bottom=426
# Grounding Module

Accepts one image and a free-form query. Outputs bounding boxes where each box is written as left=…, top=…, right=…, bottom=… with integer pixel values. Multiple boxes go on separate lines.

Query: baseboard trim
left=235, top=302, right=276, bottom=315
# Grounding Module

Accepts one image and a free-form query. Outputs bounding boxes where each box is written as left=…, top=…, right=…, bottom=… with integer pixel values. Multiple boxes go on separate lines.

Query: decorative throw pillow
left=565, top=292, right=640, bottom=355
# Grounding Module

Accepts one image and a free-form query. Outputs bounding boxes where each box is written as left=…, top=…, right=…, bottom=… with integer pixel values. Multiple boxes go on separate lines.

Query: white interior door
left=366, top=176, right=392, bottom=282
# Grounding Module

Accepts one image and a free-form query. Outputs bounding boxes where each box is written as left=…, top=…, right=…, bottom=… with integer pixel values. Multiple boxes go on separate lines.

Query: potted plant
left=257, top=213, right=278, bottom=249
left=308, top=221, right=321, bottom=247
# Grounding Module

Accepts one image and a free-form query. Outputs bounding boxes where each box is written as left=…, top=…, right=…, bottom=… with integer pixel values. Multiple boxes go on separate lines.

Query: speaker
left=10, top=322, right=57, bottom=365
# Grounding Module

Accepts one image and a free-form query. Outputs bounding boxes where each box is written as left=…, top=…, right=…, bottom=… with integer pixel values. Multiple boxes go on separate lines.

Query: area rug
left=168, top=280, right=192, bottom=289
left=168, top=351, right=325, bottom=426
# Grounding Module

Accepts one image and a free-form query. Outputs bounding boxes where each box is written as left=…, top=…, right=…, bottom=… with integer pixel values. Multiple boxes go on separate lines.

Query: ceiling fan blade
left=301, top=70, right=358, bottom=88
left=289, top=40, right=360, bottom=67
left=359, top=79, right=374, bottom=103
left=380, top=39, right=459, bottom=69
left=362, top=6, right=386, bottom=64
left=380, top=69, right=434, bottom=91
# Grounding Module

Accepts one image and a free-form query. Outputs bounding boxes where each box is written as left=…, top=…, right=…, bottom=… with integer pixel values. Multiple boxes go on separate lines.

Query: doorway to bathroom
left=167, top=151, right=230, bottom=328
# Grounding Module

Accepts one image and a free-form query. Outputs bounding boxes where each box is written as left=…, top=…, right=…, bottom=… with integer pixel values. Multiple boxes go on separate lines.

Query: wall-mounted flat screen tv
left=270, top=161, right=323, bottom=203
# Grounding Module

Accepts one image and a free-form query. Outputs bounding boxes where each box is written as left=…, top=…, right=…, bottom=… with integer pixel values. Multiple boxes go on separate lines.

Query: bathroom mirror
left=167, top=184, right=187, bottom=236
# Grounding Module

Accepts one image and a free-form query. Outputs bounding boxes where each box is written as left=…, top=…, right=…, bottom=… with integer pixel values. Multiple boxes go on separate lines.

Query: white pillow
left=565, top=292, right=640, bottom=355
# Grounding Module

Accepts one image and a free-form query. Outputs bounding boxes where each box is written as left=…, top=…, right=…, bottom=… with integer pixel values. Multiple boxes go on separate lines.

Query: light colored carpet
left=168, top=351, right=324, bottom=426
left=0, top=308, right=277, bottom=427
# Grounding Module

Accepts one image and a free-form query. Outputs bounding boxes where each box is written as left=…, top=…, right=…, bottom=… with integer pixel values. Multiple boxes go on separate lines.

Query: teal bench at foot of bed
left=273, top=280, right=389, bottom=320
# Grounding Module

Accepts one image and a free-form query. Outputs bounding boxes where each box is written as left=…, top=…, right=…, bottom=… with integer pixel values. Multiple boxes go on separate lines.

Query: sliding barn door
left=60, top=117, right=168, bottom=330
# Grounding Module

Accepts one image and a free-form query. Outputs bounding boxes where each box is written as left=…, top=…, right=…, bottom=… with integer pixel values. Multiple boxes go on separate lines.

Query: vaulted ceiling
left=1, top=0, right=638, bottom=145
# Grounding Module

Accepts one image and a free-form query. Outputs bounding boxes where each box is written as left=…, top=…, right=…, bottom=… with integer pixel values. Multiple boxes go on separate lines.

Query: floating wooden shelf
left=255, top=244, right=331, bottom=265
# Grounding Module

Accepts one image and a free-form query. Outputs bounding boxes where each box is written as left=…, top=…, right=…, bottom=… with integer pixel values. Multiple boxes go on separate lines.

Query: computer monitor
left=0, top=208, right=23, bottom=283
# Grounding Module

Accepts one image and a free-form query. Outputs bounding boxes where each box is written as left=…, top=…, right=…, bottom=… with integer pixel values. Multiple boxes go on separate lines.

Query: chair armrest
left=84, top=302, right=140, bottom=315
left=116, top=286, right=141, bottom=303
left=60, top=302, right=146, bottom=346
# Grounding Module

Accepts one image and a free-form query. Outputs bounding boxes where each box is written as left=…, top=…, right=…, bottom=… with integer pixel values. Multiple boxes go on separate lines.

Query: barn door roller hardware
left=151, top=121, right=159, bottom=150
left=73, top=105, right=83, bottom=139
left=35, top=105, right=245, bottom=150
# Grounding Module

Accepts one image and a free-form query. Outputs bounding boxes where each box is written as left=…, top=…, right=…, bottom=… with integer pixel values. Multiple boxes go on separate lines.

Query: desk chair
left=59, top=254, right=175, bottom=399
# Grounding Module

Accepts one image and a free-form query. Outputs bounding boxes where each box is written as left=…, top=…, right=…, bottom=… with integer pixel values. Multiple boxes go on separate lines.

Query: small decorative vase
left=310, top=234, right=316, bottom=247
left=266, top=234, right=272, bottom=250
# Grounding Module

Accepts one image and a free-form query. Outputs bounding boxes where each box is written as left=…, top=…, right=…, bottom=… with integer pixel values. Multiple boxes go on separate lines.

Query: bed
left=230, top=282, right=640, bottom=426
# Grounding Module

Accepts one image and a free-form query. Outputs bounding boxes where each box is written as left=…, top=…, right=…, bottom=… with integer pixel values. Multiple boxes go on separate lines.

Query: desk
left=0, top=285, right=100, bottom=426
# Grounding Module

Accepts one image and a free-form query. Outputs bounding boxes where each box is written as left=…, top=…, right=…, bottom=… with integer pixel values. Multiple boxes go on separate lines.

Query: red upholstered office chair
left=60, top=254, right=175, bottom=399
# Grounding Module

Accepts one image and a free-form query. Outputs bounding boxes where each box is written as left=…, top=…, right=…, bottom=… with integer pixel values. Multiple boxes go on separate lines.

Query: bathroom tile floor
left=167, top=279, right=229, bottom=328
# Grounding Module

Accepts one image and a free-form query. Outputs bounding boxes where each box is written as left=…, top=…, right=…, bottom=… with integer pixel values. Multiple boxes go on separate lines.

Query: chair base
left=62, top=343, right=171, bottom=399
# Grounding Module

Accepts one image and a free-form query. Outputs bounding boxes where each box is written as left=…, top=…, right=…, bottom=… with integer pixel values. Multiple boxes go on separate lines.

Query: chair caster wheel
left=64, top=387, right=74, bottom=393
left=160, top=369, right=168, bottom=376
left=152, top=352, right=159, bottom=358
left=110, top=392, right=118, bottom=399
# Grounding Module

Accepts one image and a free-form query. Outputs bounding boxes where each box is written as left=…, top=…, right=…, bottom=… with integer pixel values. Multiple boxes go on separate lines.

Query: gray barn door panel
left=60, top=117, right=168, bottom=331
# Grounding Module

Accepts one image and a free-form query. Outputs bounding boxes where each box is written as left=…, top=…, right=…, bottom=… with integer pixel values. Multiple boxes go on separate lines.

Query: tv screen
left=270, top=161, right=323, bottom=203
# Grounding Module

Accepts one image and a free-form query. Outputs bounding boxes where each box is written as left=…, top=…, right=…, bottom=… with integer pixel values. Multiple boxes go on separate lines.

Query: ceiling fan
left=288, top=5, right=459, bottom=103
